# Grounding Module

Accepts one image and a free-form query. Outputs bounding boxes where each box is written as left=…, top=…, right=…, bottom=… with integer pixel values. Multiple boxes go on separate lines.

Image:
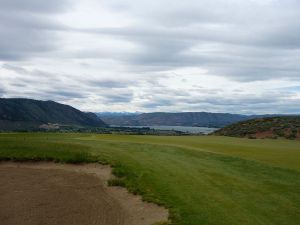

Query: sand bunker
left=0, top=162, right=168, bottom=225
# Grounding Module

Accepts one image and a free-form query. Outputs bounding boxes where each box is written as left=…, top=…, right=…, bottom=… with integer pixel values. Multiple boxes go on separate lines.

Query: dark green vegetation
left=98, top=112, right=252, bottom=127
left=214, top=116, right=300, bottom=140
left=49, top=126, right=192, bottom=135
left=1, top=133, right=299, bottom=225
left=0, top=98, right=106, bottom=131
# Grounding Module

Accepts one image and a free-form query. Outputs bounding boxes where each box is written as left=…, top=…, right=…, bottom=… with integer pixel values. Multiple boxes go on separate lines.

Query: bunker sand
left=0, top=162, right=168, bottom=225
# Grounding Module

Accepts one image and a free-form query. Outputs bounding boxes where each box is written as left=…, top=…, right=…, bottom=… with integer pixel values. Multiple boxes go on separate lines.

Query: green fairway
left=0, top=133, right=299, bottom=225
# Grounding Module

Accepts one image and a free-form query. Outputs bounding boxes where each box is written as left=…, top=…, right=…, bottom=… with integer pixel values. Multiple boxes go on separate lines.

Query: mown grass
left=0, top=133, right=299, bottom=225
left=79, top=134, right=300, bottom=171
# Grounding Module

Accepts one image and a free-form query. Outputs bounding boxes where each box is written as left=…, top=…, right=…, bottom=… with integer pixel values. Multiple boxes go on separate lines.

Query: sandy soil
left=0, top=162, right=168, bottom=225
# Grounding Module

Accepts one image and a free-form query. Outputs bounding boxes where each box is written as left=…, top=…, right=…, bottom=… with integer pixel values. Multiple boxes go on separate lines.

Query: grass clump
left=112, top=164, right=128, bottom=177
left=108, top=178, right=126, bottom=187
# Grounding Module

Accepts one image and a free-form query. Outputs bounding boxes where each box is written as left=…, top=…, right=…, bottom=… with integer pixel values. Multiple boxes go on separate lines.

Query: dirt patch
left=0, top=162, right=168, bottom=225
left=296, top=131, right=300, bottom=140
left=255, top=130, right=274, bottom=139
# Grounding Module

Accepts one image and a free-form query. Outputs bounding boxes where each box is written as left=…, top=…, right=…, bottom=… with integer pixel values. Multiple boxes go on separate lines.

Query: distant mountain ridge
left=98, top=112, right=268, bottom=128
left=0, top=98, right=106, bottom=131
left=96, top=112, right=140, bottom=117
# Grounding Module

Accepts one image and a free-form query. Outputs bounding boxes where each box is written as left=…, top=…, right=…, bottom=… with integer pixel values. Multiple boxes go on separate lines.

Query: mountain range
left=97, top=112, right=273, bottom=128
left=0, top=98, right=106, bottom=131
left=1, top=98, right=296, bottom=132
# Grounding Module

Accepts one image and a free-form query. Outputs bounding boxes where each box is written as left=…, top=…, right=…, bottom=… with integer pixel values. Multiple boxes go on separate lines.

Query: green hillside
left=213, top=116, right=300, bottom=140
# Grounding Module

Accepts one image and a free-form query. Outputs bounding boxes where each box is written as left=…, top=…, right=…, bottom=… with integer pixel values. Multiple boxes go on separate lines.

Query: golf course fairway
left=0, top=133, right=299, bottom=225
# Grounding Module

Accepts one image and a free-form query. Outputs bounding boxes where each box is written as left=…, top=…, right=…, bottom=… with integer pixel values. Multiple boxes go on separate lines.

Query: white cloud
left=0, top=0, right=300, bottom=114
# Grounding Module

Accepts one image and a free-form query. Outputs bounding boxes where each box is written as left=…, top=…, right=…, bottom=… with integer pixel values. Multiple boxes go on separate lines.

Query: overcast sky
left=0, top=0, right=300, bottom=114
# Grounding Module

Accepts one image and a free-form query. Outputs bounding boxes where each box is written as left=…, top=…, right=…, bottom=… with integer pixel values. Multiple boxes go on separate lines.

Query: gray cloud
left=101, top=92, right=133, bottom=104
left=2, top=0, right=294, bottom=81
left=1, top=64, right=134, bottom=105
left=0, top=86, right=5, bottom=97
left=76, top=24, right=300, bottom=81
left=140, top=99, right=173, bottom=109
left=2, top=64, right=61, bottom=83
left=279, top=86, right=300, bottom=93
left=88, top=79, right=131, bottom=89
left=46, top=90, right=87, bottom=99
left=0, top=0, right=71, bottom=13
left=72, top=0, right=300, bottom=81
left=0, top=0, right=70, bottom=60
left=1, top=0, right=300, bottom=113
left=137, top=89, right=299, bottom=114
left=2, top=62, right=299, bottom=113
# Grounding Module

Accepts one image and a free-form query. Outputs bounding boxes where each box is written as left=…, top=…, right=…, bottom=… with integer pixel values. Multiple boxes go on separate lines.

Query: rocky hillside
left=213, top=116, right=300, bottom=140
left=0, top=98, right=106, bottom=131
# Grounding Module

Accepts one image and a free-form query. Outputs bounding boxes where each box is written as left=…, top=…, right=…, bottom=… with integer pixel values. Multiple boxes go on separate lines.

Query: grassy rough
left=0, top=133, right=300, bottom=225
left=0, top=135, right=95, bottom=163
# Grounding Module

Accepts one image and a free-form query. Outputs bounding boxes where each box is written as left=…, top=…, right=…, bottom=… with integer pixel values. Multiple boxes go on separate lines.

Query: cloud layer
left=0, top=0, right=299, bottom=113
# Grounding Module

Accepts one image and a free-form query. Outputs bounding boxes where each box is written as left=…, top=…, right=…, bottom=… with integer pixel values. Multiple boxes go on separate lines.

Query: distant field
left=0, top=133, right=299, bottom=225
